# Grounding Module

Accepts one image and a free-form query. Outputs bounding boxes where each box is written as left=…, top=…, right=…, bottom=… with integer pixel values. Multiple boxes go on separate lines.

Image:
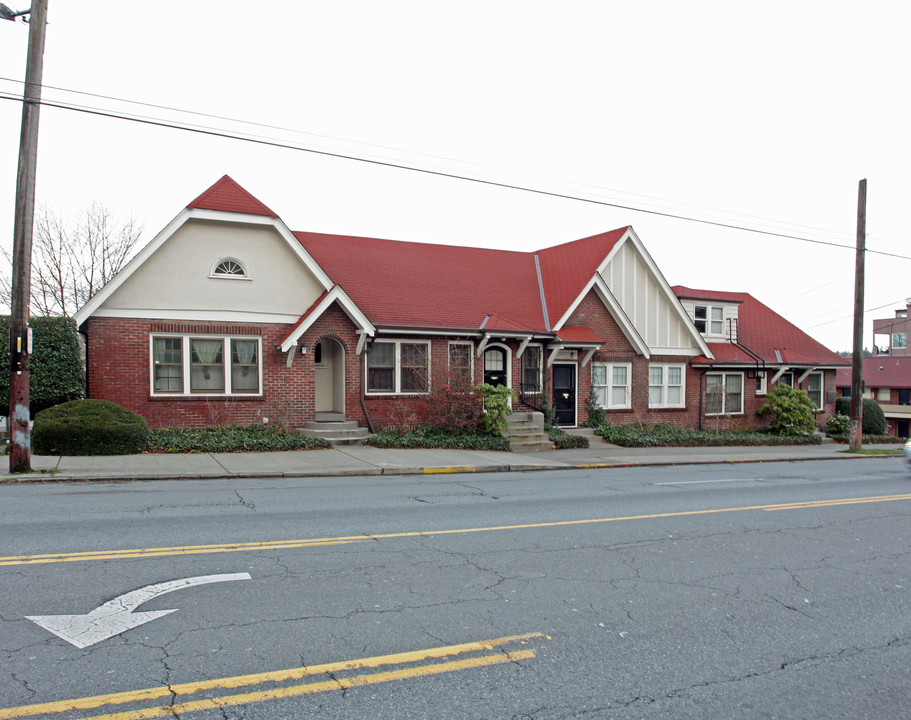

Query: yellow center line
left=0, top=633, right=544, bottom=720
left=3, top=493, right=910, bottom=567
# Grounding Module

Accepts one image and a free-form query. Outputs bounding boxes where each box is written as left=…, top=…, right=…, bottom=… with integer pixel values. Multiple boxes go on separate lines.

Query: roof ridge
left=187, top=175, right=278, bottom=217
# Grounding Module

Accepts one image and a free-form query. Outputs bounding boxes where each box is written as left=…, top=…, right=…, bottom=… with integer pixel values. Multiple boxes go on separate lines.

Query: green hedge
left=147, top=425, right=331, bottom=453
left=596, top=423, right=822, bottom=448
left=0, top=316, right=84, bottom=415
left=33, top=399, right=148, bottom=455
left=365, top=426, right=510, bottom=450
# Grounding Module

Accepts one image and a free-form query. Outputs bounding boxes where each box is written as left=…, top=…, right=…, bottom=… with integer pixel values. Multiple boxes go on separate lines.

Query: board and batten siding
left=600, top=241, right=701, bottom=352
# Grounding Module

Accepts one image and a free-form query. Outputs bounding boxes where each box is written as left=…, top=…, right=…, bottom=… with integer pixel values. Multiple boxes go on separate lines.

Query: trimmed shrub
left=834, top=396, right=889, bottom=436
left=0, top=315, right=84, bottom=415
left=757, top=384, right=818, bottom=435
left=33, top=399, right=148, bottom=455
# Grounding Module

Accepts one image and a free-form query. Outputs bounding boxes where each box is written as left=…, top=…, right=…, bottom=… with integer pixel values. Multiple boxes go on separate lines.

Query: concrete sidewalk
left=6, top=440, right=895, bottom=483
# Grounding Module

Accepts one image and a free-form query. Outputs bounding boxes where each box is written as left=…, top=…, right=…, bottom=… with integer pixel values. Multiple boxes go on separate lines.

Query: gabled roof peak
left=187, top=175, right=278, bottom=218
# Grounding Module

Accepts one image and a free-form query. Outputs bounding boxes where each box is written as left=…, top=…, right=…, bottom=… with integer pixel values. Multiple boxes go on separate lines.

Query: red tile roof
left=187, top=175, right=278, bottom=217
left=536, top=228, right=628, bottom=325
left=296, top=231, right=551, bottom=332
left=556, top=326, right=602, bottom=344
left=673, top=286, right=847, bottom=367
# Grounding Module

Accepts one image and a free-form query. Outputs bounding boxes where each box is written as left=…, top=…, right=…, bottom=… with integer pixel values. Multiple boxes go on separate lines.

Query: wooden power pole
left=8, top=0, right=49, bottom=473
left=849, top=179, right=866, bottom=451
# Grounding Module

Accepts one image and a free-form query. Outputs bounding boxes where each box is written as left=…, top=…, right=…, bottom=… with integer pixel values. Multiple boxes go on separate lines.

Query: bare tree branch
left=0, top=203, right=143, bottom=317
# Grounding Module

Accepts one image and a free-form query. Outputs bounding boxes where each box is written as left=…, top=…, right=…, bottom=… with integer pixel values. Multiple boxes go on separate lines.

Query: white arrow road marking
left=26, top=572, right=252, bottom=649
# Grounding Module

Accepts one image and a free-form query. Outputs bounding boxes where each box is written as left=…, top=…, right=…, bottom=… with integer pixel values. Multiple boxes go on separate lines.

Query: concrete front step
left=563, top=427, right=604, bottom=443
left=299, top=420, right=371, bottom=446
left=505, top=411, right=552, bottom=451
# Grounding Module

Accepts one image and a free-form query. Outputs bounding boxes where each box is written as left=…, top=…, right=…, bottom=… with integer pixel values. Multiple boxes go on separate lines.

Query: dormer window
left=211, top=258, right=249, bottom=279
left=694, top=305, right=724, bottom=336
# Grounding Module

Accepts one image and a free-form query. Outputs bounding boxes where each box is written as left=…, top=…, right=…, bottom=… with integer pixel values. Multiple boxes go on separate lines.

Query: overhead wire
left=0, top=82, right=909, bottom=263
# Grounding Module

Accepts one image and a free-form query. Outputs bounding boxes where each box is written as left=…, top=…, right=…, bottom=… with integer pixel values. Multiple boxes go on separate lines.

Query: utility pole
left=7, top=0, right=49, bottom=473
left=849, top=179, right=866, bottom=451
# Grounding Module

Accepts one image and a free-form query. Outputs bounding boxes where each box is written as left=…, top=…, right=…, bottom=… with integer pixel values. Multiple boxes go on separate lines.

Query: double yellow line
left=0, top=633, right=545, bottom=720
left=2, top=493, right=911, bottom=568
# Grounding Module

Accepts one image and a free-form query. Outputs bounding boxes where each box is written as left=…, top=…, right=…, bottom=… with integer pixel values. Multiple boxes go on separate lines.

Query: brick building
left=73, top=176, right=847, bottom=434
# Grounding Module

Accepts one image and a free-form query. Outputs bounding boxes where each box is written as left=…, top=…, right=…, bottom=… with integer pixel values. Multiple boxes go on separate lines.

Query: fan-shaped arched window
left=210, top=257, right=249, bottom=279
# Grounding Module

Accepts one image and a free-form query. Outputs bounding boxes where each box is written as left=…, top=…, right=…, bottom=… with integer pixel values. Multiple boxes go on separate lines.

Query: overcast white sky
left=1, top=1, right=908, bottom=351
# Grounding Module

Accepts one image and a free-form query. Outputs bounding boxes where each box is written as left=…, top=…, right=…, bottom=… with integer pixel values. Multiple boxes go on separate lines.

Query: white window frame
left=893, top=332, right=908, bottom=349
left=448, top=341, right=474, bottom=384
left=209, top=257, right=251, bottom=280
left=705, top=371, right=744, bottom=415
left=806, top=372, right=824, bottom=410
left=755, top=371, right=767, bottom=395
left=366, top=340, right=431, bottom=395
left=693, top=305, right=725, bottom=337
left=150, top=334, right=262, bottom=397
left=591, top=361, right=632, bottom=410
left=648, top=363, right=686, bottom=409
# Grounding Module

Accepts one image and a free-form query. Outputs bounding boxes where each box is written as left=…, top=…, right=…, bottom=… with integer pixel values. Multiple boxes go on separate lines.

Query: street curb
left=1, top=451, right=897, bottom=484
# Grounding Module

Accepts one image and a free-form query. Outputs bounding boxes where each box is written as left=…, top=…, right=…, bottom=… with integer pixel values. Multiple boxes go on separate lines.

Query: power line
left=1, top=89, right=910, bottom=262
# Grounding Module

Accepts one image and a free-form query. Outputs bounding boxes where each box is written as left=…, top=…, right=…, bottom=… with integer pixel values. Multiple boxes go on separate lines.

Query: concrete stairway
left=300, top=413, right=371, bottom=445
left=505, top=412, right=553, bottom=452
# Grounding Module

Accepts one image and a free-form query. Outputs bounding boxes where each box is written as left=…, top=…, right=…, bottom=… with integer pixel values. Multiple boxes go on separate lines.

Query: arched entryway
left=483, top=346, right=508, bottom=387
left=314, top=337, right=346, bottom=416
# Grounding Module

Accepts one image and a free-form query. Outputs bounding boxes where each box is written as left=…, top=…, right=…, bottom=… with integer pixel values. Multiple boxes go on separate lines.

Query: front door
left=552, top=363, right=576, bottom=426
left=314, top=338, right=345, bottom=415
left=484, top=347, right=507, bottom=387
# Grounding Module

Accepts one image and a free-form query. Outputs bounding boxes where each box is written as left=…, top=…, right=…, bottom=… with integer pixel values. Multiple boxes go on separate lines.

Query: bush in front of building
left=757, top=384, right=818, bottom=436
left=834, top=396, right=888, bottom=436
left=33, top=399, right=148, bottom=455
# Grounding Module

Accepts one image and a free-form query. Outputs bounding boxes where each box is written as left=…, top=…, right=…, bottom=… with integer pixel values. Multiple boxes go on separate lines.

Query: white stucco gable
left=73, top=208, right=336, bottom=327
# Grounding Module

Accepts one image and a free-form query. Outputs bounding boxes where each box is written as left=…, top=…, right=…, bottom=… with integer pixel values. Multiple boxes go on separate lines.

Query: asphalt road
left=1, top=458, right=910, bottom=719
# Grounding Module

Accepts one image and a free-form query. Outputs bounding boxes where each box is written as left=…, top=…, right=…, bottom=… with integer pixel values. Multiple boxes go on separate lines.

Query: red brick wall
left=566, top=289, right=702, bottom=427
left=84, top=307, right=365, bottom=429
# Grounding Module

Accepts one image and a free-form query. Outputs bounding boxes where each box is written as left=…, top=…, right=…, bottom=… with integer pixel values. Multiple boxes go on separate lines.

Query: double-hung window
left=806, top=372, right=823, bottom=409
left=648, top=364, right=685, bottom=408
left=151, top=334, right=261, bottom=396
left=694, top=305, right=724, bottom=336
left=591, top=362, right=631, bottom=409
left=893, top=332, right=907, bottom=349
left=521, top=346, right=543, bottom=393
left=368, top=341, right=430, bottom=393
left=448, top=342, right=473, bottom=384
left=706, top=372, right=744, bottom=415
